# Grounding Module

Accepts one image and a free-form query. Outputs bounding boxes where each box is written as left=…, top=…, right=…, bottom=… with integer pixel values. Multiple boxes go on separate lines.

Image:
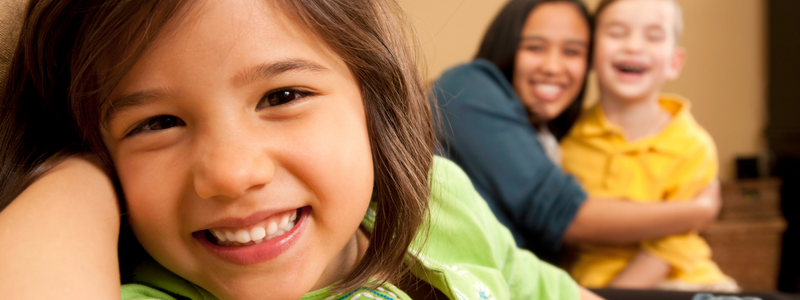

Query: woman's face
left=512, top=2, right=590, bottom=122
left=102, top=1, right=374, bottom=299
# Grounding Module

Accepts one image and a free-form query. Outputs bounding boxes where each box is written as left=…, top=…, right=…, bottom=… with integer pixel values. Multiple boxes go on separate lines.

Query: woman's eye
left=564, top=48, right=584, bottom=57
left=524, top=45, right=545, bottom=53
left=256, top=88, right=312, bottom=111
left=126, top=115, right=185, bottom=137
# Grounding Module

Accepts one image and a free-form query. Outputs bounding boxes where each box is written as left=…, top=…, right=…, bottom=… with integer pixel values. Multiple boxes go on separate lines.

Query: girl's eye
left=256, top=88, right=312, bottom=111
left=126, top=115, right=185, bottom=137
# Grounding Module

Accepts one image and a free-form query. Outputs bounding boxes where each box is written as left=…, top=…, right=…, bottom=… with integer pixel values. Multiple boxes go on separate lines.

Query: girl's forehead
left=113, top=0, right=350, bottom=97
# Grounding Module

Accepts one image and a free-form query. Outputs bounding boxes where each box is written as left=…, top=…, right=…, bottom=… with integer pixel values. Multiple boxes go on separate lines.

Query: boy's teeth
left=235, top=229, right=251, bottom=243
left=250, top=226, right=267, bottom=241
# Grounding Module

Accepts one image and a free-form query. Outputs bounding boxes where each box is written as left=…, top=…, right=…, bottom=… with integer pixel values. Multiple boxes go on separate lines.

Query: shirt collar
left=574, top=94, right=695, bottom=156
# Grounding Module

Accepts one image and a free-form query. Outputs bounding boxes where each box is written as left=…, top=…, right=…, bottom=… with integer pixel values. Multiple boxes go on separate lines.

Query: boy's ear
left=666, top=46, right=687, bottom=80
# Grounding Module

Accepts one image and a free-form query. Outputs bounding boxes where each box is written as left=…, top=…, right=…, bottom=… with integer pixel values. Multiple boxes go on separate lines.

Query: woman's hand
left=0, top=156, right=121, bottom=299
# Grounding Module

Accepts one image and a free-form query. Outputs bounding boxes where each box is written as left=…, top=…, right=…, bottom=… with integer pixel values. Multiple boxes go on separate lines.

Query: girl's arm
left=562, top=181, right=720, bottom=245
left=607, top=251, right=671, bottom=289
left=0, top=156, right=121, bottom=298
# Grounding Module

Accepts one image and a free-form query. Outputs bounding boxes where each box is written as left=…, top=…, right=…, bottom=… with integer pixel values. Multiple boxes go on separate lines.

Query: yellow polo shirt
left=560, top=95, right=731, bottom=287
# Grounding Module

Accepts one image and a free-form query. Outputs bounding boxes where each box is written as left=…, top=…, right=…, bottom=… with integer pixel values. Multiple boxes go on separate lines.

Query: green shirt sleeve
left=416, top=156, right=579, bottom=300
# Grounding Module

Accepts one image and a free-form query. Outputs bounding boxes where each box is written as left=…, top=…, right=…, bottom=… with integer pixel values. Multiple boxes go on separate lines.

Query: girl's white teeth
left=209, top=209, right=301, bottom=246
left=250, top=226, right=267, bottom=241
left=266, top=221, right=278, bottom=236
left=235, top=229, right=251, bottom=243
left=225, top=231, right=236, bottom=242
left=279, top=215, right=289, bottom=230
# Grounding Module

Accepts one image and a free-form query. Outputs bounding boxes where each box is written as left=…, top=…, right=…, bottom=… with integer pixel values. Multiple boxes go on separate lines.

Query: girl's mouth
left=193, top=206, right=310, bottom=265
left=204, top=208, right=301, bottom=246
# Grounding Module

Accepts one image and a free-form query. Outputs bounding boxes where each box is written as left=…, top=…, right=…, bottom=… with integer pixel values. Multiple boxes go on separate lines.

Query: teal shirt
left=431, top=59, right=587, bottom=257
left=121, top=156, right=579, bottom=300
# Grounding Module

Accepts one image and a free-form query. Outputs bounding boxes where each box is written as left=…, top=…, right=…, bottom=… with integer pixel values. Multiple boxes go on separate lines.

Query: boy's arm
left=608, top=251, right=671, bottom=289
left=0, top=156, right=121, bottom=299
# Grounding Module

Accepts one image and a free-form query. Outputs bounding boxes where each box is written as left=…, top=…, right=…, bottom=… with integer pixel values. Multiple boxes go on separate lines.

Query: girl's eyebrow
left=105, top=58, right=330, bottom=123
left=233, top=58, right=330, bottom=87
left=105, top=88, right=175, bottom=124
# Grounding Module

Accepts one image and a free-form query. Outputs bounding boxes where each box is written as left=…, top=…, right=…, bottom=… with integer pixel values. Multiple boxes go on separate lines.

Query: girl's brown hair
left=0, top=0, right=433, bottom=292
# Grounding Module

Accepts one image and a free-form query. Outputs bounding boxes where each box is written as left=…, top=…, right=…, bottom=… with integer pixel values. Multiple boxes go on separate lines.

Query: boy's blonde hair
left=1, top=0, right=433, bottom=293
left=594, top=0, right=684, bottom=43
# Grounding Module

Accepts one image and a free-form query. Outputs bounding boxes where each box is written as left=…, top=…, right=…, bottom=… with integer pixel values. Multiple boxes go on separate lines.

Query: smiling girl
left=0, top=0, right=600, bottom=299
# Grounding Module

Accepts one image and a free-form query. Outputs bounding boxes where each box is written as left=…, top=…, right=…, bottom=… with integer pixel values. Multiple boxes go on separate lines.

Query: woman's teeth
left=209, top=209, right=299, bottom=246
left=533, top=84, right=562, bottom=98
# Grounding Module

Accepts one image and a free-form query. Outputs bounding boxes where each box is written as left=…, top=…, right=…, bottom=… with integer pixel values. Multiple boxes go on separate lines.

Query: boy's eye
left=256, top=88, right=312, bottom=111
left=606, top=25, right=627, bottom=38
left=126, top=115, right=185, bottom=137
left=646, top=28, right=666, bottom=42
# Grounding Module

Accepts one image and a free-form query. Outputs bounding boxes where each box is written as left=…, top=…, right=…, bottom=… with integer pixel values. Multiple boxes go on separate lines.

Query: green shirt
left=121, top=156, right=579, bottom=300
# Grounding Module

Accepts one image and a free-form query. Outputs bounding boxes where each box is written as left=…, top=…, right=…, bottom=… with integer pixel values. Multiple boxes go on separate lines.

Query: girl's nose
left=192, top=131, right=275, bottom=200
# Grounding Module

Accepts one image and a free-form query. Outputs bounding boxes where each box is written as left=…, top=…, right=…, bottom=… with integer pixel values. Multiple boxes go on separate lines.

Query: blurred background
left=398, top=0, right=800, bottom=293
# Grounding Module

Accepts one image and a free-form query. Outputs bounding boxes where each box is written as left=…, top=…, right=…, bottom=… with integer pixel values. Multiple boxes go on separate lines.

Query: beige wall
left=399, top=0, right=767, bottom=180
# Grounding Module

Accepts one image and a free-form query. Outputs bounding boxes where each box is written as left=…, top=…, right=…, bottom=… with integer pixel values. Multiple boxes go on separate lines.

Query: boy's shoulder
left=655, top=94, right=717, bottom=157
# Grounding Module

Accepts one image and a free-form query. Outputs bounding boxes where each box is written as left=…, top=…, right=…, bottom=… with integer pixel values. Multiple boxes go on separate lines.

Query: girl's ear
left=667, top=46, right=687, bottom=80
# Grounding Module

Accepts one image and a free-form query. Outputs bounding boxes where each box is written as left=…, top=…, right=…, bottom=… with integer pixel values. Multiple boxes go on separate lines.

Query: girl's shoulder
left=398, top=156, right=579, bottom=300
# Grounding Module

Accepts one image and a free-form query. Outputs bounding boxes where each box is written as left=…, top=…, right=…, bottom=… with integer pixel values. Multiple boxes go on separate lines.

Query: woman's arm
left=0, top=156, right=120, bottom=298
left=562, top=181, right=721, bottom=245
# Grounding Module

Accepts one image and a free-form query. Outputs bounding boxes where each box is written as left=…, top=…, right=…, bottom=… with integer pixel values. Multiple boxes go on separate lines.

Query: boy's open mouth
left=202, top=208, right=303, bottom=247
left=613, top=62, right=649, bottom=74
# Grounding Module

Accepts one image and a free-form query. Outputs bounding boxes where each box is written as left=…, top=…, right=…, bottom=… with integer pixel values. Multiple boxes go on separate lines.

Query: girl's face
left=103, top=1, right=374, bottom=299
left=512, top=2, right=589, bottom=122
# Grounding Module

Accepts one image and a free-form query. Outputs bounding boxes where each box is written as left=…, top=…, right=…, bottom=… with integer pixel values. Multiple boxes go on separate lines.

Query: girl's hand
left=0, top=156, right=121, bottom=299
left=579, top=286, right=605, bottom=300
left=692, top=180, right=722, bottom=232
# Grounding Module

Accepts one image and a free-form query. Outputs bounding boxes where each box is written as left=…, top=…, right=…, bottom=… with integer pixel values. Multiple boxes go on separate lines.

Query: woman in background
left=432, top=0, right=721, bottom=262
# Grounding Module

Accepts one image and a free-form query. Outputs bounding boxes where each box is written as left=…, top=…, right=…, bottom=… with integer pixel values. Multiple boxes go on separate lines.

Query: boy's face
left=102, top=1, right=374, bottom=299
left=594, top=0, right=685, bottom=102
